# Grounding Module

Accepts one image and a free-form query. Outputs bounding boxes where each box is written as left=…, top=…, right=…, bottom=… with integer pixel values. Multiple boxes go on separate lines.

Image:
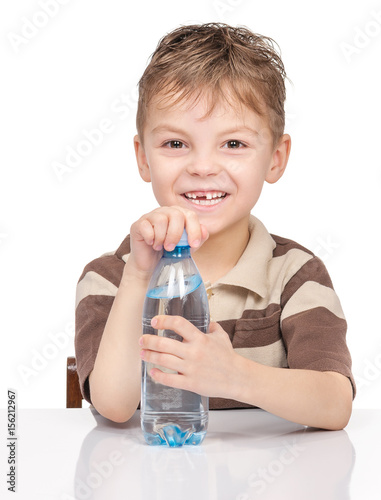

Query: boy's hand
left=126, top=206, right=209, bottom=279
left=139, top=316, right=240, bottom=399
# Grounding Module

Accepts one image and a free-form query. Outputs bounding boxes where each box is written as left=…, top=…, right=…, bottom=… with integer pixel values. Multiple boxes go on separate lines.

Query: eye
left=223, top=140, right=246, bottom=149
left=163, top=140, right=186, bottom=149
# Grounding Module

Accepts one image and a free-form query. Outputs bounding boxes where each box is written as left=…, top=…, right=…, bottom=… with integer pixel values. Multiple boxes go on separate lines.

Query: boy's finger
left=183, top=210, right=203, bottom=248
left=139, top=334, right=185, bottom=358
left=136, top=218, right=155, bottom=245
left=163, top=209, right=187, bottom=250
left=151, top=315, right=199, bottom=342
left=149, top=369, right=187, bottom=390
left=145, top=211, right=171, bottom=250
left=200, top=223, right=209, bottom=244
left=143, top=207, right=186, bottom=250
left=135, top=206, right=206, bottom=251
left=141, top=350, right=184, bottom=374
left=160, top=205, right=202, bottom=248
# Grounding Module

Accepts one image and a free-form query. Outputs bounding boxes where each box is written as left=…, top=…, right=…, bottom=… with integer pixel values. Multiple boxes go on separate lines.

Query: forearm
left=90, top=263, right=149, bottom=423
left=230, top=355, right=353, bottom=430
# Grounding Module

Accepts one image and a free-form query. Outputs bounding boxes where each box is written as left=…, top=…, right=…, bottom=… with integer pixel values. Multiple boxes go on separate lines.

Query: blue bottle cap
left=177, top=229, right=189, bottom=247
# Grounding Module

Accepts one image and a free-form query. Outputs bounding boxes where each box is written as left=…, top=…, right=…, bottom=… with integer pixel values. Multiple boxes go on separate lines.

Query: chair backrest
left=66, top=356, right=83, bottom=408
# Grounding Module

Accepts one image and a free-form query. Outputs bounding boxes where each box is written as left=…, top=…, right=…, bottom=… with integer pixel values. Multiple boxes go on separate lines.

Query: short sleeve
left=75, top=253, right=125, bottom=403
left=280, top=256, right=356, bottom=397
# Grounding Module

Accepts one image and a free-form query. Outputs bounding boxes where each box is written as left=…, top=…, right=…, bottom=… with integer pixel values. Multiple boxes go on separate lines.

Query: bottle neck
left=163, top=245, right=191, bottom=259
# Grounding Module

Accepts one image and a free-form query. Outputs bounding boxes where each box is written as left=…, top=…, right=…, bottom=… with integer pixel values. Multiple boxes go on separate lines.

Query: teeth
left=184, top=191, right=226, bottom=200
left=183, top=194, right=227, bottom=205
left=191, top=198, right=223, bottom=205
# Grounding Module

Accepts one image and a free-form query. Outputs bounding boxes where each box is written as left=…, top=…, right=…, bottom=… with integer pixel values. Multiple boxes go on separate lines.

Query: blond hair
left=136, top=23, right=287, bottom=145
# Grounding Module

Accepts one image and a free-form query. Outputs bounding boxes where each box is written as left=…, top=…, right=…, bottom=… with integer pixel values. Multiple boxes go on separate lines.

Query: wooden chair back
left=66, top=356, right=83, bottom=408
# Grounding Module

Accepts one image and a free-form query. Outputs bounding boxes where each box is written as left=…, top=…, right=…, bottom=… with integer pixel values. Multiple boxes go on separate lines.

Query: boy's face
left=134, top=93, right=290, bottom=237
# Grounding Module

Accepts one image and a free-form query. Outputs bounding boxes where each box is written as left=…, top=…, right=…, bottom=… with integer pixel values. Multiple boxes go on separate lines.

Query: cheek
left=151, top=180, right=167, bottom=204
left=243, top=183, right=264, bottom=206
left=236, top=169, right=267, bottom=204
left=150, top=171, right=176, bottom=205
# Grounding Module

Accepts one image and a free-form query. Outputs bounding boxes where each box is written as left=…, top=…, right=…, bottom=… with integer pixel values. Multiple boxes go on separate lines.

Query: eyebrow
left=220, top=127, right=260, bottom=137
left=150, top=124, right=188, bottom=136
left=150, top=124, right=259, bottom=137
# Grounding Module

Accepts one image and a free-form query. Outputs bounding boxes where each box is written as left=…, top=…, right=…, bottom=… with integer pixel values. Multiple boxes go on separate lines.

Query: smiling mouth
left=182, top=191, right=228, bottom=206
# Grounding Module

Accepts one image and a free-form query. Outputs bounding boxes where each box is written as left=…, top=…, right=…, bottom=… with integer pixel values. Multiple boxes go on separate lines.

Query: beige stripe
left=99, top=250, right=116, bottom=258
left=211, top=248, right=314, bottom=322
left=281, top=281, right=345, bottom=322
left=269, top=248, right=314, bottom=295
left=234, top=339, right=288, bottom=367
left=75, top=271, right=118, bottom=309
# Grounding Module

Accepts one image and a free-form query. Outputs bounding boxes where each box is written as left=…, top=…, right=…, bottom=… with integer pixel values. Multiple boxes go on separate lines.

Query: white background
left=1, top=0, right=380, bottom=410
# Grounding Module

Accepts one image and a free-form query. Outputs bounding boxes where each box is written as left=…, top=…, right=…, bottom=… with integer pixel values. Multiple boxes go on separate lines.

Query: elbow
left=92, top=398, right=139, bottom=423
left=90, top=387, right=140, bottom=424
left=100, top=406, right=137, bottom=424
left=333, top=404, right=352, bottom=431
left=89, top=371, right=140, bottom=423
left=325, top=411, right=351, bottom=431
left=321, top=372, right=353, bottom=431
left=323, top=396, right=353, bottom=431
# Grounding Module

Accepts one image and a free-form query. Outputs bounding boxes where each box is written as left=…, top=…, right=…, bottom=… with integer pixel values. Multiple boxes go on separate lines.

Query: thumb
left=200, top=224, right=209, bottom=243
left=208, top=321, right=224, bottom=334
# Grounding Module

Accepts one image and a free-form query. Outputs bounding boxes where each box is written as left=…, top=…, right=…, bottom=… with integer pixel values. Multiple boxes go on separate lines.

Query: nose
left=186, top=152, right=221, bottom=177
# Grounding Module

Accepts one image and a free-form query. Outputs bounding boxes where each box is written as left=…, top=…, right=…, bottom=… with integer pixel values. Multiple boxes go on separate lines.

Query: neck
left=193, top=216, right=251, bottom=283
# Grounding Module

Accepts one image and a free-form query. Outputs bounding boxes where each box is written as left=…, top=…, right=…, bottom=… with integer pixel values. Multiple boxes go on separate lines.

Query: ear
left=265, top=134, right=291, bottom=184
left=134, top=134, right=151, bottom=183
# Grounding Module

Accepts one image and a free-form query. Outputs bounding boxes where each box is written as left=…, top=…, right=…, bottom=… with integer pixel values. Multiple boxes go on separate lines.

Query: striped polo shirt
left=75, top=215, right=355, bottom=409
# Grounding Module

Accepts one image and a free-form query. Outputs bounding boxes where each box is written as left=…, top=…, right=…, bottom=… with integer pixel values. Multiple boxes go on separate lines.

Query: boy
left=75, top=23, right=355, bottom=430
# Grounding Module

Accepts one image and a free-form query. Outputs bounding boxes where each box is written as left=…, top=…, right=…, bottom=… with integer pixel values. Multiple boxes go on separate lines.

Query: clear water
left=141, top=273, right=209, bottom=447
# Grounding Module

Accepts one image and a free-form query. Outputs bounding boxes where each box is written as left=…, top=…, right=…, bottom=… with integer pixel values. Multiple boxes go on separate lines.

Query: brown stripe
left=282, top=307, right=348, bottom=366
left=281, top=306, right=355, bottom=394
left=281, top=257, right=333, bottom=308
left=218, top=304, right=282, bottom=349
left=115, top=234, right=131, bottom=260
left=233, top=305, right=281, bottom=348
left=75, top=295, right=116, bottom=403
left=210, top=397, right=257, bottom=410
left=217, top=319, right=236, bottom=343
left=282, top=306, right=355, bottom=395
left=241, top=303, right=280, bottom=319
left=77, top=254, right=125, bottom=289
left=271, top=234, right=314, bottom=258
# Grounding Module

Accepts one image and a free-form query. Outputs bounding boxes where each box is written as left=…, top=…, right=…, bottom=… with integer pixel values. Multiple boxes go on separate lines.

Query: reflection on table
left=5, top=408, right=380, bottom=499
left=73, top=408, right=354, bottom=500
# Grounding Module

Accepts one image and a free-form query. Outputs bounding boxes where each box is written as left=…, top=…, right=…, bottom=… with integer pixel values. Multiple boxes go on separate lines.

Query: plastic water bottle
left=141, top=229, right=210, bottom=447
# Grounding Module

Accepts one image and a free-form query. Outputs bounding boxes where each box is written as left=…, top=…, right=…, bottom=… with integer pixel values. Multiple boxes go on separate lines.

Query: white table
left=1, top=408, right=379, bottom=499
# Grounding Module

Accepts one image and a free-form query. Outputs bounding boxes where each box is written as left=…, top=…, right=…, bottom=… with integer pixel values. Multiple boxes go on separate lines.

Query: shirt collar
left=213, top=215, right=275, bottom=298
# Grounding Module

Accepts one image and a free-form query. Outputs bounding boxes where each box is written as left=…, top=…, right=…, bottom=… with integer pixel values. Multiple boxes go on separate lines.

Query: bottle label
left=146, top=274, right=202, bottom=299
